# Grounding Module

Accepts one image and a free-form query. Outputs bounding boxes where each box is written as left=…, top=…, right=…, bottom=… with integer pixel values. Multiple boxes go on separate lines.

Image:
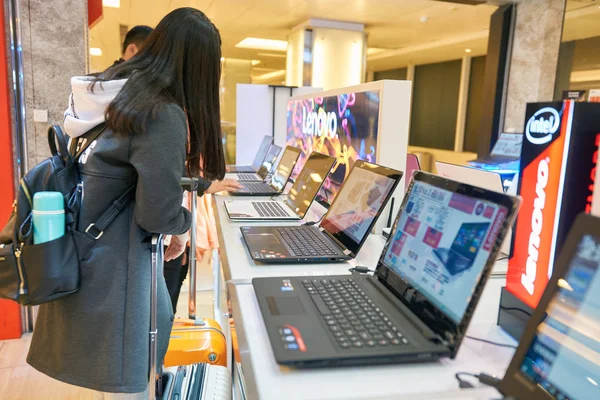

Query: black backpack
left=0, top=124, right=134, bottom=305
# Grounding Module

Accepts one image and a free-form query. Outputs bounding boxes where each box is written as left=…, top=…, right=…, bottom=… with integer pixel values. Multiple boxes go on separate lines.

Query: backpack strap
left=71, top=123, right=108, bottom=160
left=84, top=185, right=136, bottom=240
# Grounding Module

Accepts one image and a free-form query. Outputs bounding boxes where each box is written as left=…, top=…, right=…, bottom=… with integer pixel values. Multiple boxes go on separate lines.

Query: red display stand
left=499, top=100, right=600, bottom=339
left=0, top=0, right=22, bottom=340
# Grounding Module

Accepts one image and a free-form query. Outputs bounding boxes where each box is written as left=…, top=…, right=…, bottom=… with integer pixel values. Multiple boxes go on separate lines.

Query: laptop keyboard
left=252, top=202, right=290, bottom=218
left=237, top=173, right=259, bottom=181
left=302, top=279, right=409, bottom=349
left=278, top=227, right=340, bottom=257
left=241, top=182, right=277, bottom=193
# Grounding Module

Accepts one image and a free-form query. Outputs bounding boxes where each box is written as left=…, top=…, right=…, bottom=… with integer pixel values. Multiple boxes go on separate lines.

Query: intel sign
left=525, top=107, right=560, bottom=145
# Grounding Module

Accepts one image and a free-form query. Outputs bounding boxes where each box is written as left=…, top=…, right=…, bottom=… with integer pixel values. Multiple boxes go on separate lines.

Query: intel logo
left=525, top=107, right=560, bottom=145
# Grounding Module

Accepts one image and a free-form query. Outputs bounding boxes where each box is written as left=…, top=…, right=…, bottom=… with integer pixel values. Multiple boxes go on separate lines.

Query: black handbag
left=0, top=124, right=134, bottom=306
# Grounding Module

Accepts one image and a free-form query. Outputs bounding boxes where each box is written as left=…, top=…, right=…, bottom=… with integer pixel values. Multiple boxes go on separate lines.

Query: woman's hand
left=165, top=231, right=189, bottom=261
left=206, top=178, right=242, bottom=194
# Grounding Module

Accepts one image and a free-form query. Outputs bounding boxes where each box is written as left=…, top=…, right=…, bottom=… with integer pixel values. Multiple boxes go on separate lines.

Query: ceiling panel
left=89, top=0, right=600, bottom=75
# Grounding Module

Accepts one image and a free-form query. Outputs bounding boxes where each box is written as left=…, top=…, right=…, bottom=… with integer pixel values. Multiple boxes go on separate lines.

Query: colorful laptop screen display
left=519, top=234, right=600, bottom=400
left=382, top=180, right=507, bottom=323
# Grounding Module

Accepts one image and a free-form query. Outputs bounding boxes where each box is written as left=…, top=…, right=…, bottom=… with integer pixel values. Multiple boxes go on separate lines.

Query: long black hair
left=94, top=7, right=225, bottom=180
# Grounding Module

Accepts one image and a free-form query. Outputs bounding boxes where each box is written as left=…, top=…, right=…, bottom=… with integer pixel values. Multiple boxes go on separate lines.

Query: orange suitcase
left=164, top=318, right=227, bottom=367
left=164, top=178, right=227, bottom=368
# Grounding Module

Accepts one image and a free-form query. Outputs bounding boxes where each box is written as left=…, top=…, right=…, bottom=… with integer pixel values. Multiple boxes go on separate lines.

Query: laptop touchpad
left=267, top=296, right=306, bottom=316
left=247, top=233, right=280, bottom=245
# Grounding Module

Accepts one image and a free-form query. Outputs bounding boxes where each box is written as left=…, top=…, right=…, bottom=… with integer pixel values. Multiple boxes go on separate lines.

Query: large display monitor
left=286, top=90, right=380, bottom=204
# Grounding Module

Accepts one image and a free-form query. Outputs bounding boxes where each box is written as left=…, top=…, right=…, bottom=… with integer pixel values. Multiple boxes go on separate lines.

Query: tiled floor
left=0, top=254, right=216, bottom=400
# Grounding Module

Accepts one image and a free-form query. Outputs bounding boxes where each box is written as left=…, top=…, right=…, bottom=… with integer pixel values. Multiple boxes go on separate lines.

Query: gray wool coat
left=27, top=104, right=192, bottom=393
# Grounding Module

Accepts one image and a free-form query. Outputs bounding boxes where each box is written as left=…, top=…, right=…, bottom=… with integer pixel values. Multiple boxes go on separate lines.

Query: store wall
left=373, top=68, right=407, bottom=81
left=20, top=0, right=88, bottom=167
left=464, top=56, right=487, bottom=153
left=410, top=60, right=461, bottom=150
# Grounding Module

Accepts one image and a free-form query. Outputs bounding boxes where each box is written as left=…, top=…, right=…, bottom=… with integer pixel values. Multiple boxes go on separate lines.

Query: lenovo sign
left=506, top=101, right=600, bottom=310
left=525, top=107, right=560, bottom=145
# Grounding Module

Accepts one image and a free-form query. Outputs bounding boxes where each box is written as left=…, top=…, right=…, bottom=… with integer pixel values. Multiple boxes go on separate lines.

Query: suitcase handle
left=150, top=234, right=164, bottom=400
left=180, top=177, right=199, bottom=320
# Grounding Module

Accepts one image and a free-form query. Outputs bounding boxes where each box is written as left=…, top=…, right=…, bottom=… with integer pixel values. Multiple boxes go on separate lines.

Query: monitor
left=251, top=135, right=273, bottom=170
left=320, top=161, right=402, bottom=257
left=286, top=90, right=381, bottom=204
left=284, top=153, right=336, bottom=219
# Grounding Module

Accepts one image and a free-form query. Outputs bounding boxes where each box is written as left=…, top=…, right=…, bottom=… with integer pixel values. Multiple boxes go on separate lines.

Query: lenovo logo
left=525, top=107, right=560, bottom=145
left=521, top=158, right=549, bottom=295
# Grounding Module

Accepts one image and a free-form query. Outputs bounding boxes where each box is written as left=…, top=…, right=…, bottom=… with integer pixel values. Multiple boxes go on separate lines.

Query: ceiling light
left=236, top=37, right=287, bottom=52
left=89, top=47, right=103, bottom=56
left=252, top=60, right=261, bottom=66
left=465, top=48, right=472, bottom=53
left=102, top=0, right=120, bottom=8
left=367, top=48, right=386, bottom=56
left=419, top=16, right=428, bottom=23
left=220, top=57, right=225, bottom=62
left=257, top=52, right=287, bottom=58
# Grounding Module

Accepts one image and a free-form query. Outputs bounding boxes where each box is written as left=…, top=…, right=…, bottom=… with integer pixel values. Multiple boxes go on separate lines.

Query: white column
left=286, top=19, right=366, bottom=90
left=454, top=56, right=471, bottom=152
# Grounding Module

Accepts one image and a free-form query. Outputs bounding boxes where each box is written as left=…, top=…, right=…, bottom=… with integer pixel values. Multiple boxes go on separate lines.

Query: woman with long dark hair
left=26, top=8, right=224, bottom=398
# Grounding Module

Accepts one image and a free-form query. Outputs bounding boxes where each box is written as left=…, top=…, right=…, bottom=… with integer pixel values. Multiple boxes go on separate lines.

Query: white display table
left=211, top=194, right=514, bottom=400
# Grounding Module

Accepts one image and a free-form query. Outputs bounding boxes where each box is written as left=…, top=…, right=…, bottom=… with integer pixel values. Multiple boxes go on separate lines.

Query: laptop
left=227, top=135, right=272, bottom=173
left=252, top=171, right=520, bottom=367
left=433, top=222, right=490, bottom=275
left=240, top=161, right=402, bottom=263
left=230, top=146, right=301, bottom=196
left=498, top=213, right=600, bottom=400
left=470, top=132, right=522, bottom=165
left=227, top=144, right=282, bottom=182
left=224, top=152, right=336, bottom=221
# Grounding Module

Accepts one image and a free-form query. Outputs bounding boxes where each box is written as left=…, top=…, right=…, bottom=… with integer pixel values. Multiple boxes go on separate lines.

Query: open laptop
left=240, top=161, right=402, bottom=263
left=230, top=146, right=301, bottom=196
left=252, top=171, right=520, bottom=367
left=498, top=213, right=600, bottom=400
left=224, top=152, right=336, bottom=221
left=227, top=144, right=282, bottom=182
left=470, top=132, right=522, bottom=165
left=227, top=135, right=272, bottom=173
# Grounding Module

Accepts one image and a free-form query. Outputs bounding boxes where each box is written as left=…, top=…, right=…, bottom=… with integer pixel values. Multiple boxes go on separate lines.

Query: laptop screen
left=284, top=153, right=336, bottom=219
left=251, top=136, right=273, bottom=170
left=320, top=161, right=402, bottom=256
left=270, top=146, right=301, bottom=191
left=516, top=233, right=600, bottom=399
left=256, top=145, right=282, bottom=179
left=380, top=178, right=509, bottom=324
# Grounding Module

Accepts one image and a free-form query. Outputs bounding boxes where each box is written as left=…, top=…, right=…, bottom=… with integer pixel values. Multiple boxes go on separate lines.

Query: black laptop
left=227, top=135, right=272, bottom=173
left=497, top=213, right=600, bottom=400
left=224, top=152, right=336, bottom=221
left=240, top=160, right=402, bottom=263
left=231, top=146, right=301, bottom=196
left=252, top=171, right=520, bottom=367
left=230, top=144, right=282, bottom=182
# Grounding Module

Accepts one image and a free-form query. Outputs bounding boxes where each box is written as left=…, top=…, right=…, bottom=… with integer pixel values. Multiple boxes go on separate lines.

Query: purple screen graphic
left=286, top=90, right=380, bottom=203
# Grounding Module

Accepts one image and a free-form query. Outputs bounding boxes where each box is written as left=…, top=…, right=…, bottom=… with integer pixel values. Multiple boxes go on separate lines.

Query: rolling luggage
left=163, top=178, right=227, bottom=368
left=150, top=234, right=230, bottom=400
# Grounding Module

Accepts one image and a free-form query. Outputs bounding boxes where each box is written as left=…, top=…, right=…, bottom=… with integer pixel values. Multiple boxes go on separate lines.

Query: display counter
left=210, top=194, right=515, bottom=400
